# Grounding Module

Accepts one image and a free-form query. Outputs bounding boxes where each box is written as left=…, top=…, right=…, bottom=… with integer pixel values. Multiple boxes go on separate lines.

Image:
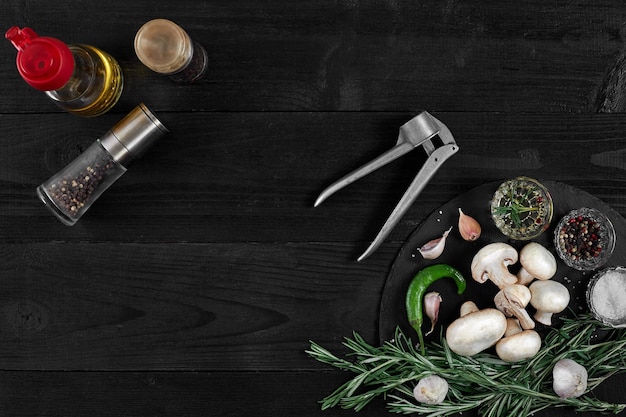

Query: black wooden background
left=1, top=1, right=626, bottom=416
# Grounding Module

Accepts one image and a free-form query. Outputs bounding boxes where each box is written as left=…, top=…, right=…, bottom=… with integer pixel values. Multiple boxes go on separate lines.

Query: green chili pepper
left=405, top=264, right=466, bottom=355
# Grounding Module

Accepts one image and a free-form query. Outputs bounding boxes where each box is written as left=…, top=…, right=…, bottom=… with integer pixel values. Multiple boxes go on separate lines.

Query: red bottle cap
left=5, top=26, right=74, bottom=91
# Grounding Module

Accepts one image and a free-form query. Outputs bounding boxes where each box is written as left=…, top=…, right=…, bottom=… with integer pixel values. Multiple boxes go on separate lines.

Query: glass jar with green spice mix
left=490, top=177, right=553, bottom=240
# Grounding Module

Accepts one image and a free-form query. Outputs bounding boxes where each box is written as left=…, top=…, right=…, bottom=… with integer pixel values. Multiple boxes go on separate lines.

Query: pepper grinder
left=37, top=104, right=169, bottom=225
left=6, top=26, right=124, bottom=117
left=134, top=19, right=208, bottom=83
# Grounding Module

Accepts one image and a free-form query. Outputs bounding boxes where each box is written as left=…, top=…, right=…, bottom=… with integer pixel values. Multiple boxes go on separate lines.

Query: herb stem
left=307, top=314, right=626, bottom=416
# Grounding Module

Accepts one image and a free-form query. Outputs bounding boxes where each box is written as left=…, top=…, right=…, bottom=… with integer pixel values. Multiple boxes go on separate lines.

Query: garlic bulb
left=418, top=227, right=452, bottom=259
left=458, top=208, right=481, bottom=241
left=413, top=375, right=448, bottom=404
left=424, top=292, right=442, bottom=336
left=553, top=358, right=588, bottom=399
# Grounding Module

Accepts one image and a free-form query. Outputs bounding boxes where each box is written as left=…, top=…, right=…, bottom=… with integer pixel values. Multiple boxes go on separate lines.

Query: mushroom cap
left=530, top=280, right=570, bottom=325
left=446, top=308, right=507, bottom=356
left=471, top=243, right=519, bottom=289
left=496, top=329, right=541, bottom=362
left=529, top=280, right=570, bottom=312
left=518, top=242, right=557, bottom=283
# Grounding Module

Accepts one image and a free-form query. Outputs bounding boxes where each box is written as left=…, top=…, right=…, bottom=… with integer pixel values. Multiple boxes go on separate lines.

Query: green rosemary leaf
left=510, top=209, right=521, bottom=227
left=307, top=314, right=626, bottom=416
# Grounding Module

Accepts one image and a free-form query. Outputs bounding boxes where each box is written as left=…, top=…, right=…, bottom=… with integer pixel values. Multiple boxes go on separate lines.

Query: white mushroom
left=503, top=317, right=523, bottom=338
left=445, top=301, right=507, bottom=356
left=471, top=243, right=519, bottom=289
left=459, top=300, right=479, bottom=317
left=529, top=280, right=570, bottom=326
left=495, top=319, right=542, bottom=362
left=516, top=242, right=557, bottom=286
left=494, top=284, right=535, bottom=329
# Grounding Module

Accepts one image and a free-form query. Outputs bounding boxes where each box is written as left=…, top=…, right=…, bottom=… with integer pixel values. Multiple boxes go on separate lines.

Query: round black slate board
left=379, top=180, right=626, bottom=343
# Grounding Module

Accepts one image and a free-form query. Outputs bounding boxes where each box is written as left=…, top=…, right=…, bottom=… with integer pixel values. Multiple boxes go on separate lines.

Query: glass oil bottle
left=6, top=26, right=123, bottom=117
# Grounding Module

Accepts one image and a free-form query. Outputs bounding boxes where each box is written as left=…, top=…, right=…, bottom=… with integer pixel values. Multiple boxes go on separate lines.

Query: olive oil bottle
left=6, top=26, right=123, bottom=117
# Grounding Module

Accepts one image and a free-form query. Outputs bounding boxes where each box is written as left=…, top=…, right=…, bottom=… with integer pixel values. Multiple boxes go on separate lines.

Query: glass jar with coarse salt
left=587, top=267, right=626, bottom=328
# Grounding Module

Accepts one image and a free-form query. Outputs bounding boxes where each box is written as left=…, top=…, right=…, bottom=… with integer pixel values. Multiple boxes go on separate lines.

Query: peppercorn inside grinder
left=36, top=104, right=169, bottom=225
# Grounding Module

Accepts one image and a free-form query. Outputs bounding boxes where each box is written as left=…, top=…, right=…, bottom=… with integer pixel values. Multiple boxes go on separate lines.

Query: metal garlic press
left=314, top=111, right=459, bottom=261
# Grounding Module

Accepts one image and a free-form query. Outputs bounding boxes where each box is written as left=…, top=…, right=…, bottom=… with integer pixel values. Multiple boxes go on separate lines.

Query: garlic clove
left=413, top=375, right=449, bottom=404
left=458, top=208, right=481, bottom=241
left=424, top=292, right=442, bottom=336
left=553, top=358, right=588, bottom=399
left=418, top=227, right=452, bottom=259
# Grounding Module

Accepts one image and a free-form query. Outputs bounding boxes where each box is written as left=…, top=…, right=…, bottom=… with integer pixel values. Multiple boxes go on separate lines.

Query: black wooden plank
left=0, top=112, right=625, bottom=243
left=0, top=242, right=393, bottom=370
left=1, top=0, right=625, bottom=113
left=0, top=371, right=389, bottom=417
left=0, top=370, right=623, bottom=417
left=2, top=1, right=626, bottom=417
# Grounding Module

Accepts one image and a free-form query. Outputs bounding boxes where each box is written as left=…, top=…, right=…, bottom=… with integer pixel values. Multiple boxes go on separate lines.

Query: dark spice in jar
left=37, top=104, right=167, bottom=226
left=169, top=41, right=208, bottom=84
left=39, top=141, right=125, bottom=223
left=47, top=161, right=114, bottom=218
left=557, top=215, right=603, bottom=262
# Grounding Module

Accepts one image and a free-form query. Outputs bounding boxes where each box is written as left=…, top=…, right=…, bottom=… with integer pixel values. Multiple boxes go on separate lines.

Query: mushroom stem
left=460, top=301, right=479, bottom=317
left=529, top=280, right=570, bottom=326
left=471, top=243, right=519, bottom=289
left=516, top=242, right=557, bottom=286
left=535, top=310, right=556, bottom=326
left=503, top=318, right=523, bottom=337
left=517, top=268, right=535, bottom=286
left=494, top=284, right=535, bottom=330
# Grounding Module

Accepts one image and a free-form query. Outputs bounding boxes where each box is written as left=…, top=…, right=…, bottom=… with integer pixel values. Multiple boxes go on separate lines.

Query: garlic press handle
left=357, top=142, right=459, bottom=261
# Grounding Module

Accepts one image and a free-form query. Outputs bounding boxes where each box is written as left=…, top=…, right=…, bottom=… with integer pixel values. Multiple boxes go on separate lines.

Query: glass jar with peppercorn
left=554, top=207, right=616, bottom=271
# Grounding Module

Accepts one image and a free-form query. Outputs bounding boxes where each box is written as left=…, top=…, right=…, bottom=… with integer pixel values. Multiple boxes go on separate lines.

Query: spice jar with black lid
left=36, top=103, right=169, bottom=225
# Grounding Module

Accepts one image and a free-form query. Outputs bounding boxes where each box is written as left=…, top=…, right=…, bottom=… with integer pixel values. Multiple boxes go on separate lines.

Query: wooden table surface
left=2, top=1, right=626, bottom=416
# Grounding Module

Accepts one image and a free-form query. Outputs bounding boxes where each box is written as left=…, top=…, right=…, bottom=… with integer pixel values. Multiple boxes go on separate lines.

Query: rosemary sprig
left=492, top=184, right=539, bottom=228
left=493, top=204, right=538, bottom=227
left=307, top=314, right=626, bottom=416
